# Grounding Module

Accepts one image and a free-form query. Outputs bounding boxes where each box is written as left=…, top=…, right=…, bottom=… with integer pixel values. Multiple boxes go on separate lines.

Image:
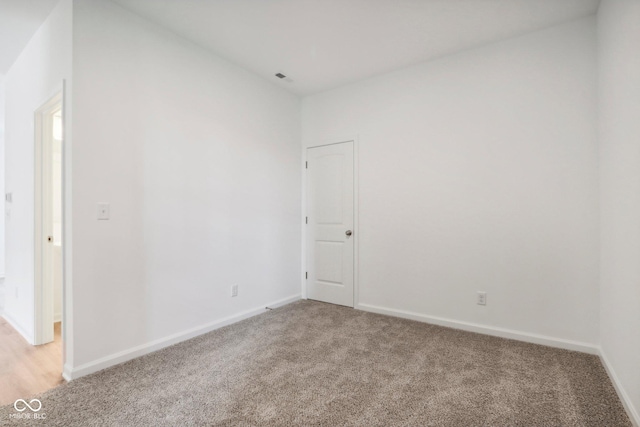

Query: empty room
left=0, top=0, right=639, bottom=425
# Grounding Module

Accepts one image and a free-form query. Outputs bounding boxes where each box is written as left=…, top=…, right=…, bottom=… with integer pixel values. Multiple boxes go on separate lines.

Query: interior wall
left=0, top=75, right=5, bottom=313
left=2, top=0, right=72, bottom=342
left=597, top=0, right=640, bottom=422
left=71, top=0, right=301, bottom=371
left=302, top=17, right=599, bottom=346
left=53, top=124, right=63, bottom=323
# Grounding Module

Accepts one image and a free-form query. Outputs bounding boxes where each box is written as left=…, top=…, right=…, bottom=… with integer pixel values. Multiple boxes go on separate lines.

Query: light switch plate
left=97, top=203, right=110, bottom=220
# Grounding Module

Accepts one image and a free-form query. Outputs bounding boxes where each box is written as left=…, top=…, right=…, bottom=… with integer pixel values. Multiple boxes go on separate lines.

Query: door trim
left=303, top=135, right=359, bottom=308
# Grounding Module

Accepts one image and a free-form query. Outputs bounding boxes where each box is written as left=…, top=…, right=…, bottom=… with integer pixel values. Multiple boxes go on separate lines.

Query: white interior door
left=306, top=141, right=354, bottom=307
left=34, top=93, right=63, bottom=345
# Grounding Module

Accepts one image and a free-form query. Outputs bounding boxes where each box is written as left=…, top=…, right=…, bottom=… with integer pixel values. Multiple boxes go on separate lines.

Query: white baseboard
left=265, top=296, right=299, bottom=309
left=64, top=294, right=301, bottom=381
left=54, top=312, right=62, bottom=323
left=1, top=312, right=33, bottom=345
left=356, top=303, right=599, bottom=354
left=62, top=364, right=73, bottom=382
left=599, top=348, right=640, bottom=426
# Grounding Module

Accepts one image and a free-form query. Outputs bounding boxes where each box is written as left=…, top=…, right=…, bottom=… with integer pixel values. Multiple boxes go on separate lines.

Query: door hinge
left=305, top=161, right=308, bottom=169
left=305, top=216, right=308, bottom=224
left=305, top=272, right=308, bottom=279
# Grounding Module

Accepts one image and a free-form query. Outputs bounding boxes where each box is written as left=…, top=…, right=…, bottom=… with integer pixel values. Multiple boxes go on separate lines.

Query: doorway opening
left=0, top=92, right=66, bottom=406
left=34, top=93, right=63, bottom=350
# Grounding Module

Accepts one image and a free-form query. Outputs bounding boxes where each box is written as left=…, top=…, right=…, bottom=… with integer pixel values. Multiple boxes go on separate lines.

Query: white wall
left=53, top=244, right=62, bottom=323
left=2, top=0, right=72, bottom=342
left=0, top=75, right=5, bottom=277
left=0, top=75, right=5, bottom=314
left=303, top=18, right=599, bottom=347
left=598, top=0, right=640, bottom=422
left=70, top=0, right=301, bottom=372
left=53, top=120, right=63, bottom=324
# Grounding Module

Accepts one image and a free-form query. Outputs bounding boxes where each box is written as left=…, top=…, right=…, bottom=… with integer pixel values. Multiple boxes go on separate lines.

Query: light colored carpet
left=0, top=300, right=631, bottom=426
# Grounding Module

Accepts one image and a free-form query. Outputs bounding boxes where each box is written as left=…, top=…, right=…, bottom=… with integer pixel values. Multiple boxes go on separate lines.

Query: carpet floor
left=0, top=300, right=631, bottom=426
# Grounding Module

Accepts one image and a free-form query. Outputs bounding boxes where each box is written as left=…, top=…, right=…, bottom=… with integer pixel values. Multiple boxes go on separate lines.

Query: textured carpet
left=0, top=300, right=631, bottom=426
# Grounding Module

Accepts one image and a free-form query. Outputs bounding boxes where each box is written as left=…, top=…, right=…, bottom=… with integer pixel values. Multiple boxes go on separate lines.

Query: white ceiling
left=113, top=0, right=600, bottom=95
left=0, top=0, right=60, bottom=74
left=0, top=0, right=600, bottom=94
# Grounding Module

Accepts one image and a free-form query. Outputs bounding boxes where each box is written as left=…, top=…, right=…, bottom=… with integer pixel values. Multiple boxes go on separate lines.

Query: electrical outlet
left=477, top=291, right=487, bottom=306
left=231, top=285, right=238, bottom=297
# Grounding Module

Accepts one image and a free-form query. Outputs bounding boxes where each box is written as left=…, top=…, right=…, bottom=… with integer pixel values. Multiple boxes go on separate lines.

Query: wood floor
left=0, top=319, right=65, bottom=406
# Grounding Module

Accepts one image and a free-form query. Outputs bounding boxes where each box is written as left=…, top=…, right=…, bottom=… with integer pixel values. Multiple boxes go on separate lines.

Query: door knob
left=345, top=230, right=352, bottom=237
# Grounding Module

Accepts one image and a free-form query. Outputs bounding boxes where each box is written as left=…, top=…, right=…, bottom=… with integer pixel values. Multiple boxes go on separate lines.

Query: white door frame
left=34, top=91, right=63, bottom=346
left=303, top=136, right=359, bottom=307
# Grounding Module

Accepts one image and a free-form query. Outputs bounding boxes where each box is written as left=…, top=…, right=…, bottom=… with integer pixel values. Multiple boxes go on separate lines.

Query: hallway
left=0, top=319, right=64, bottom=405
